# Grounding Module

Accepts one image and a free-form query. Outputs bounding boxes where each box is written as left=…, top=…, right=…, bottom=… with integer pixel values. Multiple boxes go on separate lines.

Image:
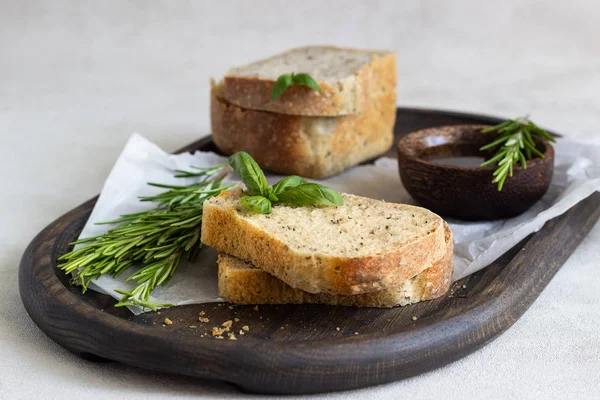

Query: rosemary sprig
left=58, top=163, right=233, bottom=311
left=480, top=116, right=555, bottom=191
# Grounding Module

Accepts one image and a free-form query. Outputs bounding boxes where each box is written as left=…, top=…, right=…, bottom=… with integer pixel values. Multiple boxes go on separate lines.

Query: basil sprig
left=228, top=152, right=343, bottom=213
left=271, top=73, right=322, bottom=100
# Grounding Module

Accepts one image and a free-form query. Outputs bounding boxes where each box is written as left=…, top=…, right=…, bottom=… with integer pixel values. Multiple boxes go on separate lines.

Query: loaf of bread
left=217, top=223, right=453, bottom=307
left=201, top=190, right=447, bottom=295
left=223, top=46, right=396, bottom=116
left=210, top=81, right=396, bottom=179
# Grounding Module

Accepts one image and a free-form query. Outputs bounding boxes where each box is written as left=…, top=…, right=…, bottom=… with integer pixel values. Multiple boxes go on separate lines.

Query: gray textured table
left=2, top=1, right=599, bottom=399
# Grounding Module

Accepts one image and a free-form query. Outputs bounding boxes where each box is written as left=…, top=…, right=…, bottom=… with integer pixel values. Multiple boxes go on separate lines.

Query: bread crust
left=210, top=79, right=396, bottom=179
left=201, top=192, right=447, bottom=295
left=217, top=223, right=453, bottom=307
left=222, top=47, right=396, bottom=116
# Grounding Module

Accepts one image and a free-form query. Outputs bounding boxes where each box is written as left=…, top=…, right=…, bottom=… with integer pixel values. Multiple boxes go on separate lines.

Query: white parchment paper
left=78, top=134, right=600, bottom=314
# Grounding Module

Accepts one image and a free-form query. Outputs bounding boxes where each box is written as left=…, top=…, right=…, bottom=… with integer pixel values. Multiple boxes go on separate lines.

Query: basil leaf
left=292, top=73, right=322, bottom=93
left=240, top=196, right=272, bottom=214
left=272, top=175, right=307, bottom=196
left=266, top=187, right=278, bottom=202
left=275, top=183, right=343, bottom=207
left=228, top=152, right=269, bottom=197
left=271, top=74, right=293, bottom=100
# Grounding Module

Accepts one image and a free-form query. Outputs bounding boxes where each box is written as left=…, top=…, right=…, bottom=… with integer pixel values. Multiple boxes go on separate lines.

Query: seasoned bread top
left=227, top=46, right=388, bottom=81
left=201, top=190, right=447, bottom=294
left=223, top=46, right=396, bottom=116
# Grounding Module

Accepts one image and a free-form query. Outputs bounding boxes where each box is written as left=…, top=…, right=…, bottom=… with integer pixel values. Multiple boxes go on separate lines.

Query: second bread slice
left=201, top=191, right=447, bottom=295
left=217, top=223, right=453, bottom=308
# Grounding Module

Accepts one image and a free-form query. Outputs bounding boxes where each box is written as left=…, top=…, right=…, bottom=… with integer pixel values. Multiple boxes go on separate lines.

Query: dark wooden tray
left=19, top=108, right=600, bottom=395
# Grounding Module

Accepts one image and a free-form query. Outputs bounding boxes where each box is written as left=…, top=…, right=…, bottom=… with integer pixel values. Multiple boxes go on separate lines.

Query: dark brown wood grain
left=18, top=108, right=600, bottom=394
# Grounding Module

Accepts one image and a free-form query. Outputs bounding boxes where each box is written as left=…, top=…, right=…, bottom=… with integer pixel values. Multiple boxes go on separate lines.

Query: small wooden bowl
left=397, top=124, right=554, bottom=220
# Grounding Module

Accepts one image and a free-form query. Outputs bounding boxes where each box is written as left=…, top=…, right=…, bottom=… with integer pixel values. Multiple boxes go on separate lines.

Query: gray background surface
left=1, top=1, right=599, bottom=399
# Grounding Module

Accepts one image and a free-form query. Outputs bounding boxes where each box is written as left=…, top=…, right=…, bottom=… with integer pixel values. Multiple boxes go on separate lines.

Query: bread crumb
left=280, top=327, right=284, bottom=330
left=228, top=306, right=234, bottom=310
left=161, top=324, right=165, bottom=327
left=222, top=320, right=233, bottom=330
left=199, top=311, right=206, bottom=316
left=157, top=311, right=161, bottom=315
left=253, top=305, right=259, bottom=311
left=336, top=327, right=340, bottom=331
left=462, top=284, right=467, bottom=289
left=228, top=333, right=237, bottom=340
left=215, top=335, right=224, bottom=340
left=239, top=330, right=245, bottom=335
left=354, top=332, right=359, bottom=335
left=199, top=317, right=209, bottom=323
left=242, top=325, right=249, bottom=332
left=164, top=318, right=172, bottom=325
left=234, top=318, right=240, bottom=322
left=212, top=327, right=225, bottom=336
left=412, top=316, right=418, bottom=321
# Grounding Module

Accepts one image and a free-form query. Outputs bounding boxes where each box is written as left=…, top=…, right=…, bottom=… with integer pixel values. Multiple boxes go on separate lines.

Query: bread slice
left=217, top=223, right=453, bottom=308
left=223, top=46, right=396, bottom=116
left=210, top=81, right=395, bottom=179
left=201, top=191, right=447, bottom=295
